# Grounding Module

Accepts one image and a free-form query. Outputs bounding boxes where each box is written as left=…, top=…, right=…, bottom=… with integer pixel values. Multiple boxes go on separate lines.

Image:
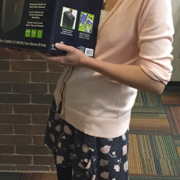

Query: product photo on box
left=1, top=0, right=25, bottom=32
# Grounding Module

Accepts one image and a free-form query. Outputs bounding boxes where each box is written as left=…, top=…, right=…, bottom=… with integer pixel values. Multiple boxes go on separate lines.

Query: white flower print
left=124, top=161, right=128, bottom=172
left=100, top=172, right=109, bottom=179
left=100, top=145, right=111, bottom=154
left=64, top=125, right=72, bottom=135
left=82, top=144, right=89, bottom=153
left=45, top=106, right=129, bottom=179
left=114, top=165, right=120, bottom=172
left=49, top=133, right=55, bottom=143
left=92, top=174, right=96, bottom=180
left=89, top=147, right=95, bottom=152
left=100, top=159, right=108, bottom=167
left=92, top=157, right=97, bottom=162
left=58, top=142, right=61, bottom=148
left=122, top=144, right=127, bottom=156
left=48, top=121, right=51, bottom=128
left=57, top=156, right=64, bottom=164
left=117, top=159, right=121, bottom=163
left=55, top=125, right=61, bottom=132
left=122, top=134, right=126, bottom=141
left=78, top=159, right=91, bottom=169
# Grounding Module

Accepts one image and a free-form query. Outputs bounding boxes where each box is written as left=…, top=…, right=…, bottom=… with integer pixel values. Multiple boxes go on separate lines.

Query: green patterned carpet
left=0, top=87, right=180, bottom=179
left=129, top=88, right=180, bottom=179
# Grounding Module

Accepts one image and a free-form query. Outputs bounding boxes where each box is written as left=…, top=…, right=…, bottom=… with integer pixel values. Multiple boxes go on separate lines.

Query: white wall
left=171, top=0, right=180, bottom=81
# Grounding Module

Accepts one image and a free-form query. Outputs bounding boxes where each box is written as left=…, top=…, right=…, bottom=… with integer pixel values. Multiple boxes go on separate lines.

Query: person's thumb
left=55, top=43, right=72, bottom=53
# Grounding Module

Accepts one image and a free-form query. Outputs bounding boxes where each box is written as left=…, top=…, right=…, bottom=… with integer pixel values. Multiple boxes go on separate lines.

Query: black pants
left=53, top=150, right=72, bottom=180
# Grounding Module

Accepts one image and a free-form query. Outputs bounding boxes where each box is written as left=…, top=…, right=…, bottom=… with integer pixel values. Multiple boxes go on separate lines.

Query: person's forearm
left=82, top=57, right=165, bottom=94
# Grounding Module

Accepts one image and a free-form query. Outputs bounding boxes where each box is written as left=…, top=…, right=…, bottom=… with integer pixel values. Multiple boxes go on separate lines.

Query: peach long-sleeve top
left=54, top=0, right=174, bottom=138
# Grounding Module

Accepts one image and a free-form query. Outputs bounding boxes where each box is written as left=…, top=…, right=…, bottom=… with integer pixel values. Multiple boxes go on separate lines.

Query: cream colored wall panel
left=171, top=0, right=180, bottom=81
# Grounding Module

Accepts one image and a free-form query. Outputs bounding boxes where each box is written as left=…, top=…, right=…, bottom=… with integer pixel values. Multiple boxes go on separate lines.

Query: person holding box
left=8, top=0, right=174, bottom=180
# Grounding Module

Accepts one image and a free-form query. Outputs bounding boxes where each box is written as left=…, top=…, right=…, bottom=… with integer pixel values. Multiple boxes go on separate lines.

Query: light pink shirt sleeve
left=138, top=0, right=174, bottom=85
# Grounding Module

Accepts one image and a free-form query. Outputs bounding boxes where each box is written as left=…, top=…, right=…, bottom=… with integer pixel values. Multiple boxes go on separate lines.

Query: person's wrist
left=80, top=55, right=94, bottom=68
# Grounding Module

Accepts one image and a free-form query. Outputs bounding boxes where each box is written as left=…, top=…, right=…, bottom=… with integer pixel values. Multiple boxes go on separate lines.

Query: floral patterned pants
left=44, top=99, right=129, bottom=180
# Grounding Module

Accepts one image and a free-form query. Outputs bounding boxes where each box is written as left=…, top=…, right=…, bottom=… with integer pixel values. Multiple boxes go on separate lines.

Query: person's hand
left=36, top=43, right=87, bottom=67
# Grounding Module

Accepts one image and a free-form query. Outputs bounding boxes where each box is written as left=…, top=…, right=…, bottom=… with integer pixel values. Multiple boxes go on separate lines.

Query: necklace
left=102, top=0, right=106, bottom=10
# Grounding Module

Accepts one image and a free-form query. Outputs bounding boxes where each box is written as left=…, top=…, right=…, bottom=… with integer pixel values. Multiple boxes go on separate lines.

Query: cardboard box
left=0, top=0, right=103, bottom=56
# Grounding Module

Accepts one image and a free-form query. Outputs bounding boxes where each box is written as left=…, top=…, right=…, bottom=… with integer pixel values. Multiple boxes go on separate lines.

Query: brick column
left=0, top=48, right=63, bottom=172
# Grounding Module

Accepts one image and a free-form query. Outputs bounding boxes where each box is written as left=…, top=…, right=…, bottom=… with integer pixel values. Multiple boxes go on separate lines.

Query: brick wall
left=0, top=48, right=63, bottom=172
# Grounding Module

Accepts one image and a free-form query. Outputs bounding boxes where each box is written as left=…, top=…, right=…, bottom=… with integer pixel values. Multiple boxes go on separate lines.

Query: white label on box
left=85, top=48, right=94, bottom=57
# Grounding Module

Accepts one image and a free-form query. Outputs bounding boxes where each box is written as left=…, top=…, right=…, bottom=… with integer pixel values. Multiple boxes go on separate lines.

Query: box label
left=25, top=29, right=31, bottom=37
left=31, top=29, right=37, bottom=38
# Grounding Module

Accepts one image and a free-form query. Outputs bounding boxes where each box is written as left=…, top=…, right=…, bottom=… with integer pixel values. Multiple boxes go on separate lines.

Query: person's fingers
left=47, top=55, right=63, bottom=63
left=55, top=43, right=73, bottom=53
left=36, top=51, right=65, bottom=65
